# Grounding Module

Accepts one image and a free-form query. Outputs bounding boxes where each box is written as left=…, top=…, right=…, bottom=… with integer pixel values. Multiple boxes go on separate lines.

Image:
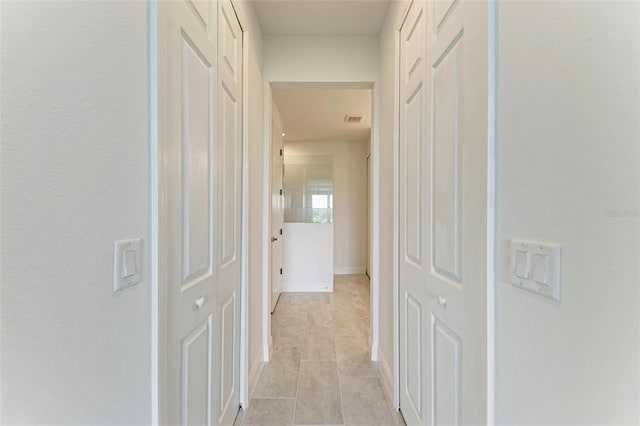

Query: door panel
left=182, top=36, right=213, bottom=285
left=433, top=0, right=458, bottom=32
left=182, top=317, right=213, bottom=426
left=220, top=83, right=238, bottom=265
left=405, top=294, right=423, bottom=419
left=187, top=0, right=213, bottom=31
left=432, top=34, right=462, bottom=284
left=432, top=318, right=461, bottom=426
left=399, top=3, right=428, bottom=425
left=162, top=1, right=217, bottom=424
left=219, top=293, right=236, bottom=423
left=399, top=0, right=488, bottom=424
left=220, top=6, right=239, bottom=82
left=404, top=85, right=423, bottom=266
left=425, top=0, right=488, bottom=423
left=216, top=1, right=242, bottom=424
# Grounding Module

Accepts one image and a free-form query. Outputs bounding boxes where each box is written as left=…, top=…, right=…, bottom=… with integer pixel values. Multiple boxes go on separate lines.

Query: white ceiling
left=273, top=88, right=372, bottom=142
left=253, top=0, right=390, bottom=35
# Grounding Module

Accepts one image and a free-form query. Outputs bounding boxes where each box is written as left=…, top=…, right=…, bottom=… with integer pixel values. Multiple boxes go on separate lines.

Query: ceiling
left=253, top=0, right=390, bottom=35
left=272, top=88, right=372, bottom=142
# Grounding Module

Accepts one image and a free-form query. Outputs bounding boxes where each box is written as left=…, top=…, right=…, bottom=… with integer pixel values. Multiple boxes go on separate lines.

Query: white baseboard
left=282, top=281, right=333, bottom=292
left=378, top=348, right=395, bottom=407
left=334, top=266, right=366, bottom=275
left=370, top=340, right=378, bottom=362
left=248, top=345, right=265, bottom=402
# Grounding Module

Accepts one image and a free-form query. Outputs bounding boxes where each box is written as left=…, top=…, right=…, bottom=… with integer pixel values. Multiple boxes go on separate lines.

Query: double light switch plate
left=510, top=239, right=561, bottom=301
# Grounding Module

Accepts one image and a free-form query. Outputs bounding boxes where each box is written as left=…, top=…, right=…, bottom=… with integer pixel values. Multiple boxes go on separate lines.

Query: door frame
left=391, top=0, right=497, bottom=421
left=262, top=81, right=380, bottom=363
left=366, top=152, right=372, bottom=279
left=149, top=1, right=251, bottom=423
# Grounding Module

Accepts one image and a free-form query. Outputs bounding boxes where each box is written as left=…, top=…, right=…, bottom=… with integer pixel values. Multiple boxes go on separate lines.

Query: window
left=312, top=194, right=329, bottom=209
left=284, top=155, right=333, bottom=224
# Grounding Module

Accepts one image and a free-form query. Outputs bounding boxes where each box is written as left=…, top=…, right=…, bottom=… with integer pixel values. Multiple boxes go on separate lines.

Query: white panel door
left=216, top=0, right=242, bottom=424
left=425, top=0, right=488, bottom=423
left=399, top=0, right=489, bottom=424
left=160, top=0, right=242, bottom=424
left=399, top=2, right=429, bottom=424
left=270, top=101, right=284, bottom=312
left=161, top=0, right=218, bottom=424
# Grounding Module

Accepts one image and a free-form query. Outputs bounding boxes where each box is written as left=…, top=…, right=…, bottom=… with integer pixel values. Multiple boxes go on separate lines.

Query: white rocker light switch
left=114, top=239, right=143, bottom=292
left=510, top=239, right=561, bottom=301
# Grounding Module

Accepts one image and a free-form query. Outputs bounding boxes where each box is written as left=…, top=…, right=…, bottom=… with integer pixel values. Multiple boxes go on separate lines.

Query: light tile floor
left=236, top=275, right=405, bottom=426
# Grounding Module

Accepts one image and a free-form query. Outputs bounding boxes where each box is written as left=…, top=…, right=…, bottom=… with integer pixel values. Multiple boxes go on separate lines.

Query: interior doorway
left=264, top=82, right=378, bottom=360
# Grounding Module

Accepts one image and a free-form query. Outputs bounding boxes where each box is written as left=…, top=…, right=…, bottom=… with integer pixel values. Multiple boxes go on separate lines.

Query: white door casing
left=399, top=0, right=489, bottom=424
left=270, top=101, right=284, bottom=312
left=158, top=0, right=242, bottom=423
left=367, top=153, right=372, bottom=278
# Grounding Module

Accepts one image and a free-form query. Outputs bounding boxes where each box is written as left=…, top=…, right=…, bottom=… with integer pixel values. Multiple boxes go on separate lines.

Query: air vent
left=344, top=114, right=364, bottom=124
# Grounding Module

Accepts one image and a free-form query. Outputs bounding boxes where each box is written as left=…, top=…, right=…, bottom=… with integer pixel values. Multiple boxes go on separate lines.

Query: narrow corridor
left=236, top=275, right=404, bottom=425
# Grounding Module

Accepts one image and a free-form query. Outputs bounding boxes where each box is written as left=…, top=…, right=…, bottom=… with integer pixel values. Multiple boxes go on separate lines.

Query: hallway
left=237, top=275, right=404, bottom=425
left=3, top=1, right=639, bottom=424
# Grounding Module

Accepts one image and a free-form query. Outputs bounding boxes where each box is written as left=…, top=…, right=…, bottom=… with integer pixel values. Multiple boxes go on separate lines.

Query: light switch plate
left=510, top=239, right=561, bottom=301
left=114, top=239, right=143, bottom=292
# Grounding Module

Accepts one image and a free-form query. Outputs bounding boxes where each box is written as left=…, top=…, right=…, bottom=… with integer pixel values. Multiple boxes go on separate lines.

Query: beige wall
left=264, top=35, right=379, bottom=84
left=285, top=140, right=369, bottom=274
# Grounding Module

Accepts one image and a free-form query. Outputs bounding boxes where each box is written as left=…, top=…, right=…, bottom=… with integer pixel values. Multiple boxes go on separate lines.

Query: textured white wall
left=496, top=2, right=640, bottom=424
left=1, top=1, right=150, bottom=424
left=285, top=140, right=369, bottom=274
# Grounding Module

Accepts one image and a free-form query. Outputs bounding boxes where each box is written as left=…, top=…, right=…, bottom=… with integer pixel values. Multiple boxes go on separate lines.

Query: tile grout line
left=250, top=396, right=297, bottom=400
left=290, top=302, right=307, bottom=426
left=334, top=295, right=347, bottom=426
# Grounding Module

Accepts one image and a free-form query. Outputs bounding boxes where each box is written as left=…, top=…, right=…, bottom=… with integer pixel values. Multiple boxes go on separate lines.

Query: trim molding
left=282, top=281, right=333, bottom=292
left=248, top=345, right=265, bottom=403
left=370, top=340, right=379, bottom=362
left=262, top=86, right=272, bottom=364
left=238, top=2, right=250, bottom=408
left=378, top=348, right=394, bottom=406
left=487, top=0, right=497, bottom=423
left=149, top=1, right=160, bottom=423
left=334, top=266, right=367, bottom=275
left=392, top=3, right=408, bottom=410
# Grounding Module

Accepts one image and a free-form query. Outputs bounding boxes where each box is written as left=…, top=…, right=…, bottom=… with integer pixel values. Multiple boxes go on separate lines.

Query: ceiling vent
left=344, top=114, right=364, bottom=124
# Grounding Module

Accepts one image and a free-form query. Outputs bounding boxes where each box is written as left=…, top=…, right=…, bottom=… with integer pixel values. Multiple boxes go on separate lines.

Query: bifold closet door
left=399, top=0, right=489, bottom=424
left=160, top=0, right=242, bottom=424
